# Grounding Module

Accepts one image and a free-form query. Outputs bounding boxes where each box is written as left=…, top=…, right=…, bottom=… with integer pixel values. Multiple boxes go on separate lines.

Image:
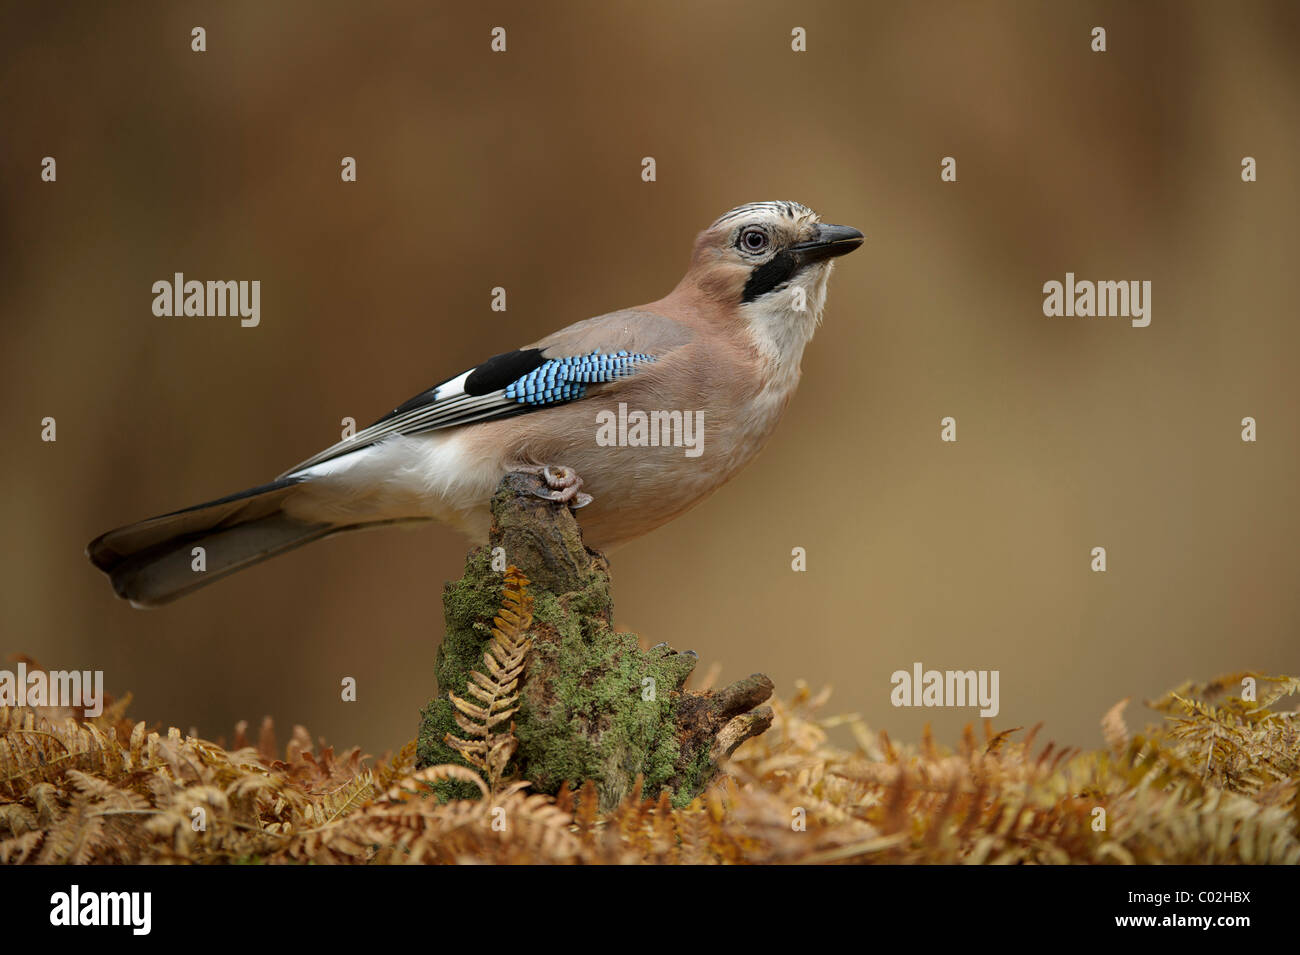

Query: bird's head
left=680, top=200, right=863, bottom=366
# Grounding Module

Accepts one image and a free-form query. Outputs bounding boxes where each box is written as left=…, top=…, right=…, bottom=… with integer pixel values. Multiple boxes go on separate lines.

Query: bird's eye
left=738, top=228, right=769, bottom=254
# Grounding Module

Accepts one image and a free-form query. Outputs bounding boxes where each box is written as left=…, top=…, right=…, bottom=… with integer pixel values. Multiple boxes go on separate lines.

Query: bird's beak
left=789, top=224, right=865, bottom=266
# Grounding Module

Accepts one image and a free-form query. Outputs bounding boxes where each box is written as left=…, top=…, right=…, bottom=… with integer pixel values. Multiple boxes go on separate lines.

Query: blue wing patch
left=284, top=350, right=656, bottom=476
left=504, top=350, right=656, bottom=406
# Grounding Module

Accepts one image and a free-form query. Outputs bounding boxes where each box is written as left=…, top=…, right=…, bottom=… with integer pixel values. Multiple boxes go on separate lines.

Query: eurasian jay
left=88, top=201, right=863, bottom=606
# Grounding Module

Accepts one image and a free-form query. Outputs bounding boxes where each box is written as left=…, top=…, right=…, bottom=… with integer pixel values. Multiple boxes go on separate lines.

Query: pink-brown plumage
left=89, top=202, right=862, bottom=604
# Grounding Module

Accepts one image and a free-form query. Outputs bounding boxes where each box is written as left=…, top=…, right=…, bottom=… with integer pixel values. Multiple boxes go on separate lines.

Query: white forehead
left=710, top=200, right=819, bottom=230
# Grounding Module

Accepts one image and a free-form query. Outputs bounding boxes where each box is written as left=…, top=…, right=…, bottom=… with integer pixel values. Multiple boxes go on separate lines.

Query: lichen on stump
left=417, top=471, right=774, bottom=809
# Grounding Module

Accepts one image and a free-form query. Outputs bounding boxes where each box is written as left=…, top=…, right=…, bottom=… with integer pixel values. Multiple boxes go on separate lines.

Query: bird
left=88, top=201, right=863, bottom=607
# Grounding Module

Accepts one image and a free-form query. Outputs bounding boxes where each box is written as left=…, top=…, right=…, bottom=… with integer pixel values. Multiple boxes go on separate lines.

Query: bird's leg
left=514, top=464, right=593, bottom=509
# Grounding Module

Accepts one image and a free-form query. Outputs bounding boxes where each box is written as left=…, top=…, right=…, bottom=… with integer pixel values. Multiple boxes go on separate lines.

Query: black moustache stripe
left=742, top=250, right=799, bottom=303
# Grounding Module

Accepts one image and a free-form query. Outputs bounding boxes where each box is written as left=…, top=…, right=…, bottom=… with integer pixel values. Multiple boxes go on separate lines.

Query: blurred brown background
left=2, top=1, right=1297, bottom=757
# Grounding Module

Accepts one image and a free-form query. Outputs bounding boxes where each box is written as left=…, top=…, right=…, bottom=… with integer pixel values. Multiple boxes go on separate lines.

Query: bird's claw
left=518, top=465, right=593, bottom=509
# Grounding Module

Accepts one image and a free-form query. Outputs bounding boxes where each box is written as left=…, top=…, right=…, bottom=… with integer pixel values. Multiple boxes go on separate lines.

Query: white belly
left=283, top=431, right=505, bottom=540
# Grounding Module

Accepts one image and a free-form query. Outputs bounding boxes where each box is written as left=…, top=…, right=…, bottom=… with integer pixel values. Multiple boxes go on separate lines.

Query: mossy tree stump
left=417, top=471, right=774, bottom=809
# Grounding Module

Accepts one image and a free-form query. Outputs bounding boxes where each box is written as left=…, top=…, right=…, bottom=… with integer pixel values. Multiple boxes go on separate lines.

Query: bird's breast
left=524, top=372, right=799, bottom=548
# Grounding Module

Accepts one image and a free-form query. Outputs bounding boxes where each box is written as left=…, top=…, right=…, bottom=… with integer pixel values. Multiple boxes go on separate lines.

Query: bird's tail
left=87, top=477, right=341, bottom=607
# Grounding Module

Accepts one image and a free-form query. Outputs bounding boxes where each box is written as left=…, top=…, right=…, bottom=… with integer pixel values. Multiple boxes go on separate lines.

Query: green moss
left=416, top=475, right=772, bottom=811
left=668, top=737, right=717, bottom=807
left=415, top=547, right=502, bottom=802
left=415, top=697, right=483, bottom=803
left=434, top=548, right=501, bottom=694
left=502, top=567, right=684, bottom=807
left=417, top=542, right=699, bottom=808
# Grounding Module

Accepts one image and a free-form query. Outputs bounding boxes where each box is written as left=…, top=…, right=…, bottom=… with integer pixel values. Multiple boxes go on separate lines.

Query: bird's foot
left=515, top=464, right=593, bottom=509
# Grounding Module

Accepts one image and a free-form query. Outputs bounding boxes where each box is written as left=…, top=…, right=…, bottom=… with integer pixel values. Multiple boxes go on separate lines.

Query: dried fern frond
left=1, top=666, right=1297, bottom=864
left=444, top=566, right=534, bottom=793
